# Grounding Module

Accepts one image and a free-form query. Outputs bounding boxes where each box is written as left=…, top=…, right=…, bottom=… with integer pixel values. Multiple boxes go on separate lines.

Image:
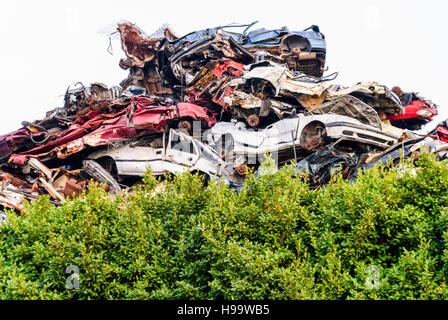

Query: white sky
left=0, top=0, right=447, bottom=135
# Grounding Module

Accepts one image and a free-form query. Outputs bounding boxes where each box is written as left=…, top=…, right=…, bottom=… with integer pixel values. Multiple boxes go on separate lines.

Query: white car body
left=205, top=113, right=399, bottom=158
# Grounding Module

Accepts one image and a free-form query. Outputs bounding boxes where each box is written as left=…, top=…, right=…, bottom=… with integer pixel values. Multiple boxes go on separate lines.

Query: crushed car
left=387, top=86, right=438, bottom=130
left=427, top=119, right=448, bottom=143
left=204, top=112, right=399, bottom=169
left=0, top=21, right=443, bottom=213
left=86, top=128, right=242, bottom=186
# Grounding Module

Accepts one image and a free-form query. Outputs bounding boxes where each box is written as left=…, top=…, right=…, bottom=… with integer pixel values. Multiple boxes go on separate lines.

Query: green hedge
left=1, top=152, right=448, bottom=299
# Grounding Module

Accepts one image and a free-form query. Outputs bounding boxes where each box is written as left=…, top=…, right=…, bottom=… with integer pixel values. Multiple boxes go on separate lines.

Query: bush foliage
left=1, top=152, right=448, bottom=299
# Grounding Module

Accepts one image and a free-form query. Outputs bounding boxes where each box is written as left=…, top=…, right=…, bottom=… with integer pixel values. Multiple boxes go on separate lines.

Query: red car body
left=427, top=120, right=448, bottom=143
left=433, top=125, right=448, bottom=143
left=8, top=96, right=216, bottom=165
left=387, top=99, right=438, bottom=130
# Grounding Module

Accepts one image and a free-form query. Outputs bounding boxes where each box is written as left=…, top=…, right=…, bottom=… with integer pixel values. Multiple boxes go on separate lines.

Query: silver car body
left=87, top=129, right=226, bottom=178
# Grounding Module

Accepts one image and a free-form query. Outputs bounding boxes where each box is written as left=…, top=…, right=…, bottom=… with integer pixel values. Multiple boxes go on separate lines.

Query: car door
left=260, top=118, right=300, bottom=153
left=165, top=130, right=200, bottom=172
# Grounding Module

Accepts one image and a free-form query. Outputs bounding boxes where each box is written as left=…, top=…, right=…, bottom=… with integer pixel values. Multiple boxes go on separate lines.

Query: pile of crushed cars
left=1, top=21, right=447, bottom=213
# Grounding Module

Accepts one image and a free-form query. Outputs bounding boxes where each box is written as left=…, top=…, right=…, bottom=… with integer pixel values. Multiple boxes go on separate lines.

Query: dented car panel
left=348, top=137, right=448, bottom=181
left=0, top=21, right=443, bottom=213
left=87, top=129, right=227, bottom=179
left=117, top=23, right=174, bottom=96
left=206, top=113, right=398, bottom=162
left=291, top=142, right=362, bottom=187
left=308, top=95, right=383, bottom=130
left=230, top=61, right=404, bottom=117
left=244, top=25, right=326, bottom=77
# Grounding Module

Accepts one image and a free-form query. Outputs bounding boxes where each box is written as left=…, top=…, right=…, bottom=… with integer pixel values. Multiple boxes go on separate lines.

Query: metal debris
left=0, top=21, right=444, bottom=213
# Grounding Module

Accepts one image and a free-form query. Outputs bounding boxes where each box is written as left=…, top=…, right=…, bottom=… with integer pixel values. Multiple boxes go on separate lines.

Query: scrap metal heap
left=0, top=22, right=446, bottom=213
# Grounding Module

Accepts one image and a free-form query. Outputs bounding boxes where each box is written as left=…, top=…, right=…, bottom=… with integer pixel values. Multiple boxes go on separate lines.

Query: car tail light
left=416, top=109, right=433, bottom=118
